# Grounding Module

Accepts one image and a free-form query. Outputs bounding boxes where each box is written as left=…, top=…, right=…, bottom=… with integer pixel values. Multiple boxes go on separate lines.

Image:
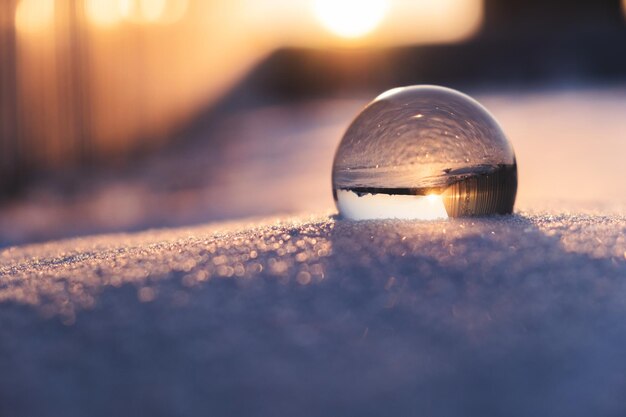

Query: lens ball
left=332, top=85, right=517, bottom=220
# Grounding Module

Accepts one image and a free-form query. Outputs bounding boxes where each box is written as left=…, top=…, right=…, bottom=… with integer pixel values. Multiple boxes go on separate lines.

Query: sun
left=313, top=0, right=388, bottom=39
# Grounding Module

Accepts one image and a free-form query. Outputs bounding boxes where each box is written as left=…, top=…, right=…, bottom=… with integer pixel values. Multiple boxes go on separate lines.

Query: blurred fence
left=0, top=0, right=264, bottom=196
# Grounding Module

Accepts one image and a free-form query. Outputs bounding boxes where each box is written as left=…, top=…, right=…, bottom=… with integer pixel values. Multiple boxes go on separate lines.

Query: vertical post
left=0, top=0, right=19, bottom=195
left=69, top=0, right=92, bottom=166
left=56, top=0, right=90, bottom=165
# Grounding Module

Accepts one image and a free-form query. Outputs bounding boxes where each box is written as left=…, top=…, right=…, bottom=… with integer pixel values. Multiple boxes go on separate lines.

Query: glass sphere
left=332, top=85, right=517, bottom=220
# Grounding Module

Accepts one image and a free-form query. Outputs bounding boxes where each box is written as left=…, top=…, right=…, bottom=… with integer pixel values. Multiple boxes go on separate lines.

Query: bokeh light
left=15, top=0, right=55, bottom=34
left=85, top=0, right=189, bottom=27
left=85, top=0, right=124, bottom=27
left=119, top=0, right=166, bottom=23
left=156, top=0, right=188, bottom=25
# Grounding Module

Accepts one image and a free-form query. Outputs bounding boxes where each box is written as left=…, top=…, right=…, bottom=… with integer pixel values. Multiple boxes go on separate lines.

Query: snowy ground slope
left=2, top=86, right=626, bottom=245
left=1, top=86, right=626, bottom=416
left=2, top=212, right=626, bottom=416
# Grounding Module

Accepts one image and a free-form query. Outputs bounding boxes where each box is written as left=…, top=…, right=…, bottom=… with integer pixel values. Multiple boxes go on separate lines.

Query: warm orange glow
left=85, top=0, right=124, bottom=27
left=313, top=0, right=388, bottom=38
left=15, top=0, right=55, bottom=34
left=7, top=0, right=482, bottom=193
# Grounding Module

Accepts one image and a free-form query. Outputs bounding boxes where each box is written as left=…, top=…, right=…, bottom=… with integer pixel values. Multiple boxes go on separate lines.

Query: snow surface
left=2, top=212, right=626, bottom=416
left=2, top=86, right=626, bottom=415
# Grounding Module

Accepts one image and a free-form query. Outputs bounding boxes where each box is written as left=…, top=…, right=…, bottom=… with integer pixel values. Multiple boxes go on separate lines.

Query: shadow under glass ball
left=332, top=85, right=517, bottom=220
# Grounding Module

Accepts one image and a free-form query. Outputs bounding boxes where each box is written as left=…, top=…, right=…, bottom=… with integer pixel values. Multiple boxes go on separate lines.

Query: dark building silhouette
left=482, top=0, right=624, bottom=36
left=238, top=0, right=626, bottom=102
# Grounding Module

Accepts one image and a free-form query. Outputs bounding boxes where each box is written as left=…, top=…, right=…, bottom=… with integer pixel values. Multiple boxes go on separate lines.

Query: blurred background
left=1, top=0, right=626, bottom=246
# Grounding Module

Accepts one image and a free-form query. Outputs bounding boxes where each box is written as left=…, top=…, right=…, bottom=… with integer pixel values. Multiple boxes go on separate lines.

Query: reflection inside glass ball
left=332, top=85, right=517, bottom=220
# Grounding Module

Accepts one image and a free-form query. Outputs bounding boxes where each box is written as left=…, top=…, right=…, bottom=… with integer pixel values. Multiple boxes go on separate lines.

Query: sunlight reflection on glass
left=15, top=0, right=55, bottom=34
left=313, top=0, right=388, bottom=38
